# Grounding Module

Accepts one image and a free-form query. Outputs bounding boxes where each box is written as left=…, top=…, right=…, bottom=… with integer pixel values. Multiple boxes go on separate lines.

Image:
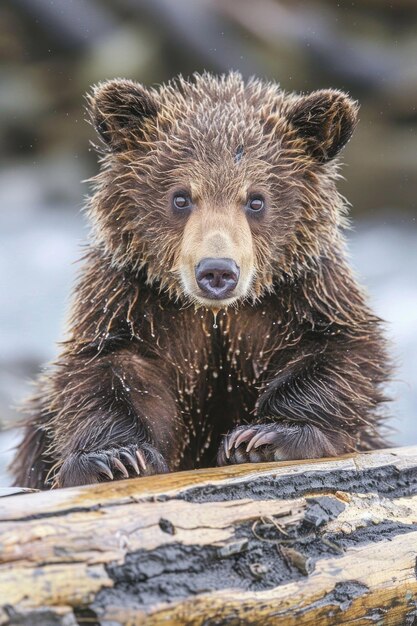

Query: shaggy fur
left=11, top=72, right=390, bottom=489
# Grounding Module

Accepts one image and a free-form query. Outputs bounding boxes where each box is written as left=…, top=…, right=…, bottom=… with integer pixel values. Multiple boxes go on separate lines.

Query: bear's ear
left=286, top=89, right=359, bottom=163
left=88, top=79, right=159, bottom=151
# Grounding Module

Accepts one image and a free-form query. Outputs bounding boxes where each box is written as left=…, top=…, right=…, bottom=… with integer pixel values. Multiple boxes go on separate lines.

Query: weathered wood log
left=1, top=446, right=417, bottom=626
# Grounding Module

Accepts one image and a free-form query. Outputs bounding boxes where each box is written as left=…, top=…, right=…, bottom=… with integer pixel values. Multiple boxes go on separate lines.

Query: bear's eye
left=246, top=195, right=265, bottom=214
left=173, top=193, right=192, bottom=212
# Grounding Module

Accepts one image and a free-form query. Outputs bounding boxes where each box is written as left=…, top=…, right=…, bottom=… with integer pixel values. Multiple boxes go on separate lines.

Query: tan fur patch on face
left=178, top=199, right=255, bottom=308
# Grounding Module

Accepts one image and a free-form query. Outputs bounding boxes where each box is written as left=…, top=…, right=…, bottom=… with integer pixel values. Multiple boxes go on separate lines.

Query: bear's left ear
left=286, top=89, right=359, bottom=163
left=88, top=79, right=160, bottom=151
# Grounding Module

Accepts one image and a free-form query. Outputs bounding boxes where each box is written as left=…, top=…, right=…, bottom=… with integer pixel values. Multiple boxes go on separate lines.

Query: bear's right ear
left=88, top=79, right=159, bottom=151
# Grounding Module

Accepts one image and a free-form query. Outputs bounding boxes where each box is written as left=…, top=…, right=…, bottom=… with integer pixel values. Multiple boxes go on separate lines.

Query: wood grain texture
left=1, top=446, right=417, bottom=626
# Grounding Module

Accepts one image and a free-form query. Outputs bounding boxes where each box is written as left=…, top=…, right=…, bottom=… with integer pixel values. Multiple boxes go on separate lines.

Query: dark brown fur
left=12, top=73, right=390, bottom=489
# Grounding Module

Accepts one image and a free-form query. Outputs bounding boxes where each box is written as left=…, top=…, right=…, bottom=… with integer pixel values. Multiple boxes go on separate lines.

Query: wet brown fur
left=11, top=73, right=390, bottom=489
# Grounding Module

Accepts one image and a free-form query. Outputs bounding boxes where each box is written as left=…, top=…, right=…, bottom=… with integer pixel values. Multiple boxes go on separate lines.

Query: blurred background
left=0, top=0, right=416, bottom=485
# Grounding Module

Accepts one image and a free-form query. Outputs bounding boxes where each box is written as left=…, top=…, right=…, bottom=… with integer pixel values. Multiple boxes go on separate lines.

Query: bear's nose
left=195, top=258, right=240, bottom=299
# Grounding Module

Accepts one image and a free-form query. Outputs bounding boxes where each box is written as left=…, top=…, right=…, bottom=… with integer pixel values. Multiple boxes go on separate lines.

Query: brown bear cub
left=12, top=72, right=390, bottom=489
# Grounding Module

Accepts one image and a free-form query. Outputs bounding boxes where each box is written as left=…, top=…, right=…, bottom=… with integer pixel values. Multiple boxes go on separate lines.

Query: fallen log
left=1, top=446, right=417, bottom=626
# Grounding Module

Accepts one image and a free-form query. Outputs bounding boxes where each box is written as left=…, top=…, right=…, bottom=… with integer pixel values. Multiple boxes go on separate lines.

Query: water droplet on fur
left=212, top=308, right=220, bottom=329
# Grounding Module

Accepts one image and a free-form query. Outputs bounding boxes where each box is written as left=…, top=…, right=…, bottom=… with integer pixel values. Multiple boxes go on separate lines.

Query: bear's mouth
left=195, top=292, right=240, bottom=307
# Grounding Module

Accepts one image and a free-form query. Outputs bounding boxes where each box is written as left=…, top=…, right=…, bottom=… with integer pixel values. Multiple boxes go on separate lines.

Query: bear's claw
left=118, top=449, right=140, bottom=474
left=93, top=458, right=114, bottom=480
left=223, top=425, right=265, bottom=460
left=245, top=429, right=280, bottom=452
left=112, top=456, right=130, bottom=478
left=135, top=449, right=147, bottom=471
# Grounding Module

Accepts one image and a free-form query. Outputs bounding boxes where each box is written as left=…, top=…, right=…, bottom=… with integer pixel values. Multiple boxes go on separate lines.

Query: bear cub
left=12, top=72, right=390, bottom=489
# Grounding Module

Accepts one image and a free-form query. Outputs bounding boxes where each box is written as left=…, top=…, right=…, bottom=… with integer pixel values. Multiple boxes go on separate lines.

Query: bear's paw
left=217, top=422, right=342, bottom=465
left=54, top=443, right=168, bottom=488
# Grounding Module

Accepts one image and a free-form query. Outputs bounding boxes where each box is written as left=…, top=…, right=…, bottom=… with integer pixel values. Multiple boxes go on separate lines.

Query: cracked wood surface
left=1, top=446, right=417, bottom=625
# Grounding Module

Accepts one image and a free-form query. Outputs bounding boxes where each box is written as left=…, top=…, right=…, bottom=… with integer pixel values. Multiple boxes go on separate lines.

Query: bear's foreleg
left=218, top=337, right=387, bottom=465
left=47, top=349, right=183, bottom=487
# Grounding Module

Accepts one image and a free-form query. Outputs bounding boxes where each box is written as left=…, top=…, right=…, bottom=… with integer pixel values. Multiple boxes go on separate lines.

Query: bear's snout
left=195, top=258, right=240, bottom=300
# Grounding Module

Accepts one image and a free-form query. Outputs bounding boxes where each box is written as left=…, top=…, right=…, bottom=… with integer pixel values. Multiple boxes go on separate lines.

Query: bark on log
left=1, top=446, right=417, bottom=626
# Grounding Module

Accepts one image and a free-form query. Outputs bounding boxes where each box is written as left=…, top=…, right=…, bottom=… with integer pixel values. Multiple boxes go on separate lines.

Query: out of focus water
left=1, top=195, right=416, bottom=486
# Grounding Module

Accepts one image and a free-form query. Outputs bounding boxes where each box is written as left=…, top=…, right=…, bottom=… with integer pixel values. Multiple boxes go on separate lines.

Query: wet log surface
left=1, top=447, right=417, bottom=626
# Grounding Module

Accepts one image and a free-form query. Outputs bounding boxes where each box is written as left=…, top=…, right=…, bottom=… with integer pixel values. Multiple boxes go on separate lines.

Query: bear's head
left=88, top=73, right=358, bottom=309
